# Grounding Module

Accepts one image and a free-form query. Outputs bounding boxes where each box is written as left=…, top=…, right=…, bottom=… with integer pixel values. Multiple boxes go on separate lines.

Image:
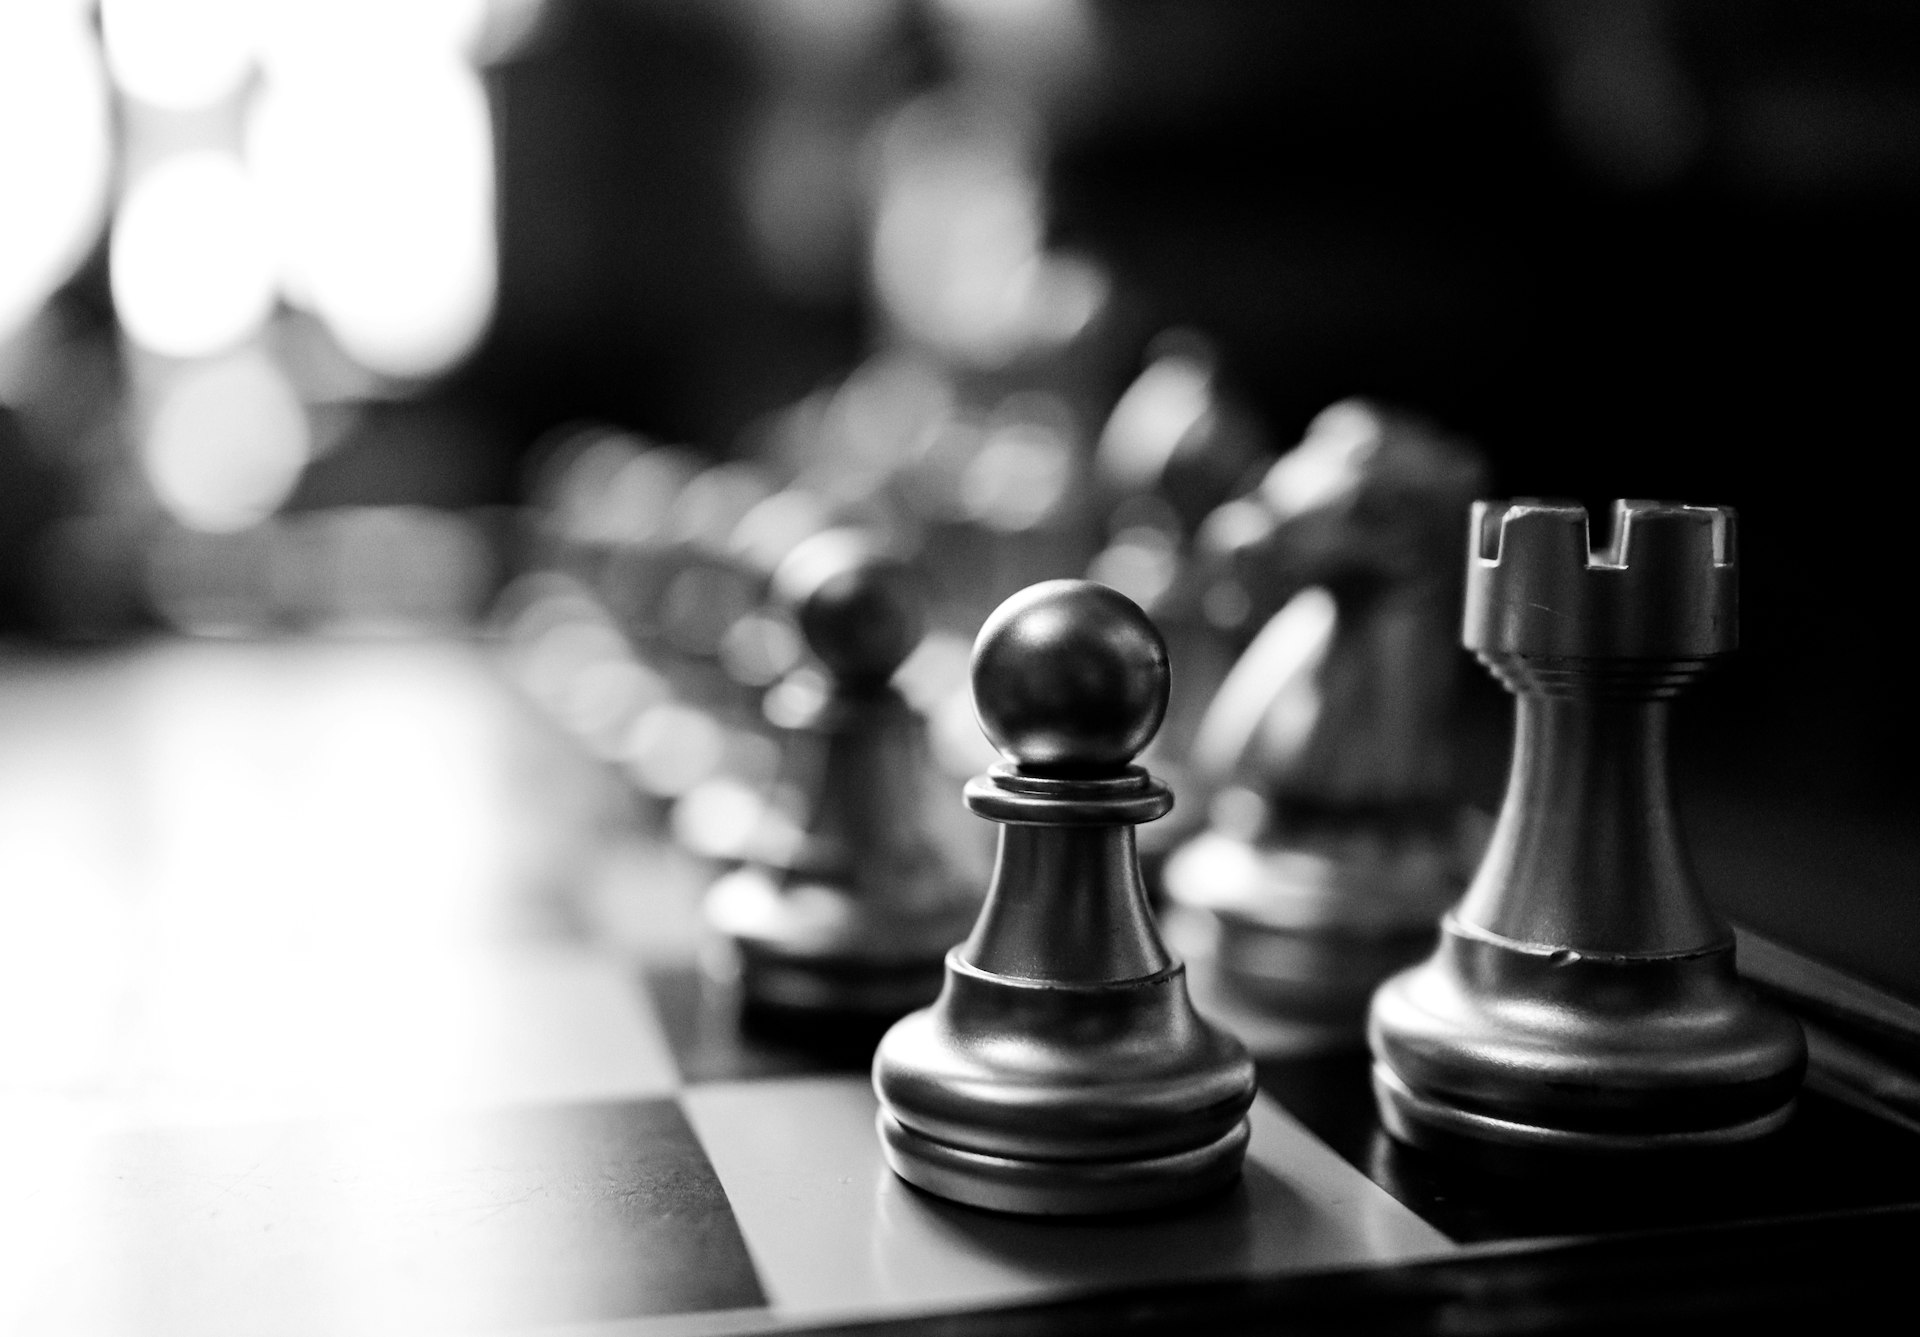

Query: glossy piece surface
left=970, top=579, right=1170, bottom=771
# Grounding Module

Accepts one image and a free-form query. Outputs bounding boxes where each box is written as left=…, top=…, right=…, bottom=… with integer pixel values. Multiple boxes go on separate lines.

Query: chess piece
left=874, top=580, right=1256, bottom=1215
left=1086, top=335, right=1274, bottom=885
left=1369, top=500, right=1806, bottom=1156
left=1091, top=333, right=1271, bottom=544
left=1162, top=401, right=1487, bottom=1036
left=704, top=529, right=979, bottom=1022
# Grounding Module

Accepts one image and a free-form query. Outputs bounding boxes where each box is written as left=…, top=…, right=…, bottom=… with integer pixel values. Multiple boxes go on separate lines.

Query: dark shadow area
left=1258, top=1050, right=1920, bottom=1243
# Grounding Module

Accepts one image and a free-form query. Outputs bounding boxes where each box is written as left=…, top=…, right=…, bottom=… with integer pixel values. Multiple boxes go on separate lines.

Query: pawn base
left=877, top=1110, right=1249, bottom=1217
left=734, top=947, right=948, bottom=1019
left=708, top=864, right=977, bottom=1020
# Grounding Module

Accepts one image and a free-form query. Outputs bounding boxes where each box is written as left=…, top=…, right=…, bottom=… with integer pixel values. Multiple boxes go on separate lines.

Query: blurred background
left=3, top=0, right=1918, bottom=816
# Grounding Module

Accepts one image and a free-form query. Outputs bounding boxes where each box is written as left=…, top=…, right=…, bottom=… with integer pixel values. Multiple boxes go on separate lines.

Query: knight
left=1162, top=399, right=1489, bottom=1038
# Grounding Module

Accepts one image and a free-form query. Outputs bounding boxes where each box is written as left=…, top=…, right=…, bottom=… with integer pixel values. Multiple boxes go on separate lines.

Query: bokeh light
left=0, top=4, right=112, bottom=347
left=100, top=0, right=256, bottom=110
left=141, top=350, right=312, bottom=533
left=111, top=152, right=279, bottom=359
left=248, top=43, right=496, bottom=378
left=256, top=0, right=491, bottom=70
left=1097, top=355, right=1214, bottom=495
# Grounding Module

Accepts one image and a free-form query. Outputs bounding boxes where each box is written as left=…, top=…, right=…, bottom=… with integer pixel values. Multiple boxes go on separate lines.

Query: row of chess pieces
left=496, top=337, right=1804, bottom=1215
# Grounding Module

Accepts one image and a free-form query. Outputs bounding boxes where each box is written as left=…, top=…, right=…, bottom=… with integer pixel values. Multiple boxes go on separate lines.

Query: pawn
left=874, top=581, right=1256, bottom=1216
left=704, top=529, right=980, bottom=1026
left=1369, top=501, right=1805, bottom=1157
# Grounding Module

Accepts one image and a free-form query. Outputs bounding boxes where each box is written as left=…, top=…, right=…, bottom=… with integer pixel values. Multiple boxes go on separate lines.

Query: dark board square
left=643, top=961, right=888, bottom=1083
left=28, top=1100, right=764, bottom=1335
left=1258, top=1052, right=1920, bottom=1243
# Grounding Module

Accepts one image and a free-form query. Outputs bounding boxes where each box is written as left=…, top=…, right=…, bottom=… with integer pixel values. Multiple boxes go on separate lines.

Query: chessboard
left=4, top=638, right=1918, bottom=1337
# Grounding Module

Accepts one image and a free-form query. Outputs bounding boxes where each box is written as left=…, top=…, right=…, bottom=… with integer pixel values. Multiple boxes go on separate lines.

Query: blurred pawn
left=1162, top=399, right=1489, bottom=1043
left=675, top=469, right=941, bottom=856
left=662, top=481, right=834, bottom=865
left=646, top=460, right=782, bottom=704
left=704, top=528, right=980, bottom=1038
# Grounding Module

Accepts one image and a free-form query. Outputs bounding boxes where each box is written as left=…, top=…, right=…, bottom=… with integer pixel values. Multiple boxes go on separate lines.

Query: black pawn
left=874, top=580, right=1256, bottom=1216
left=704, top=529, right=979, bottom=1029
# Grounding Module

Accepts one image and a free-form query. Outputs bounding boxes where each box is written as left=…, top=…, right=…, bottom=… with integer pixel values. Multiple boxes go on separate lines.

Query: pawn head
left=971, top=580, right=1169, bottom=772
left=772, top=528, right=924, bottom=687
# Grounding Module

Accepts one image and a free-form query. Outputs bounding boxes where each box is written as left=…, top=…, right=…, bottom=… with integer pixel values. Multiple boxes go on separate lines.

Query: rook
left=1369, top=500, right=1805, bottom=1155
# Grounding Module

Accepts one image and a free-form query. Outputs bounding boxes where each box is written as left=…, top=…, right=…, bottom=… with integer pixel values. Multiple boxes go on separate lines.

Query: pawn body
left=875, top=581, right=1256, bottom=1215
left=705, top=531, right=977, bottom=1021
left=1369, top=501, right=1805, bottom=1156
